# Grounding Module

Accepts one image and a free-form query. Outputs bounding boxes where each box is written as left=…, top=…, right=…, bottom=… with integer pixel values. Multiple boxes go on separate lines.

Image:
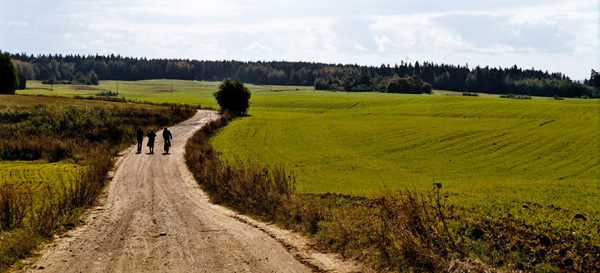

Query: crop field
left=0, top=160, right=82, bottom=196
left=210, top=91, right=600, bottom=237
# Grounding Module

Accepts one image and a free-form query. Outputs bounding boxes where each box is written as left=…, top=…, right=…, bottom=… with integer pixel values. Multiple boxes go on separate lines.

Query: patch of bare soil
left=20, top=110, right=366, bottom=273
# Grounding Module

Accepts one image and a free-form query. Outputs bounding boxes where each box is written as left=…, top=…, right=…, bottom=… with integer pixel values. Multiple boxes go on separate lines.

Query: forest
left=10, top=53, right=600, bottom=98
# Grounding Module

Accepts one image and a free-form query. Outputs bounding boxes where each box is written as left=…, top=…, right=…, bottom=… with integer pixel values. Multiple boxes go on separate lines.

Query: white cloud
left=354, top=44, right=368, bottom=51
left=243, top=42, right=273, bottom=52
left=193, top=43, right=227, bottom=54
left=373, top=34, right=391, bottom=52
left=89, top=40, right=104, bottom=48
left=5, top=22, right=29, bottom=27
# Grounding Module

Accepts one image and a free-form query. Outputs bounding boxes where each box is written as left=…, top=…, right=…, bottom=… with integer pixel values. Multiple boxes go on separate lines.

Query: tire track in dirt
left=22, top=110, right=366, bottom=273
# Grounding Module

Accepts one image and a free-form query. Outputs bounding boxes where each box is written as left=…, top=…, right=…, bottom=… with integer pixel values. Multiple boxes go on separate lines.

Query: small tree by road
left=213, top=78, right=251, bottom=116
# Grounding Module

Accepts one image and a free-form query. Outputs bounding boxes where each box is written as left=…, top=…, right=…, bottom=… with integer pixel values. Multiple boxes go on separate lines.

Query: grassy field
left=0, top=160, right=82, bottom=201
left=209, top=91, right=600, bottom=236
left=0, top=161, right=81, bottom=187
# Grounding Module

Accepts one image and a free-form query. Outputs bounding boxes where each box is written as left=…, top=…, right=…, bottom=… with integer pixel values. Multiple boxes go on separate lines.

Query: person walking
left=147, top=129, right=156, bottom=154
left=162, top=127, right=173, bottom=154
left=136, top=126, right=144, bottom=154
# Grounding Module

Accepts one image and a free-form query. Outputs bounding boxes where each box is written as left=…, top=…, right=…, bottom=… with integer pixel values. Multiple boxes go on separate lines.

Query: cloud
left=243, top=42, right=273, bottom=52
left=432, top=13, right=575, bottom=54
left=373, top=34, right=392, bottom=52
left=5, top=22, right=29, bottom=27
left=354, top=44, right=368, bottom=51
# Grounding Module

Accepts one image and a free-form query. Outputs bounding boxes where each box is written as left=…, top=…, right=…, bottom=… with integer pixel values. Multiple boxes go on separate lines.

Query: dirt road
left=23, top=110, right=364, bottom=273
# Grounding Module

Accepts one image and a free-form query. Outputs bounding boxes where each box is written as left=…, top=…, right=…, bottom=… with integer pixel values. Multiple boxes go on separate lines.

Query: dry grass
left=0, top=185, right=30, bottom=231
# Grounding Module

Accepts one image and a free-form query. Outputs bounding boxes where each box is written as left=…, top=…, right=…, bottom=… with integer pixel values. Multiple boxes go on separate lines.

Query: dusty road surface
left=23, top=110, right=365, bottom=273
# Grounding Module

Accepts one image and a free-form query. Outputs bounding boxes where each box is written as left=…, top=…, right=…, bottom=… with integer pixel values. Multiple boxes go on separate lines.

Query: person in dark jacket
left=136, top=126, right=144, bottom=154
left=147, top=129, right=156, bottom=154
left=162, top=127, right=173, bottom=154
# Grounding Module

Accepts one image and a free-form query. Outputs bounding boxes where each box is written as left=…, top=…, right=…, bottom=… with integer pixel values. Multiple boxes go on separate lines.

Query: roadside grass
left=0, top=95, right=198, bottom=271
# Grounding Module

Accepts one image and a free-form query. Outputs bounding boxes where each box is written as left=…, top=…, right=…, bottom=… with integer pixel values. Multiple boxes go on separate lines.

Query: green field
left=209, top=91, right=600, bottom=234
left=0, top=160, right=82, bottom=195
left=15, top=79, right=600, bottom=236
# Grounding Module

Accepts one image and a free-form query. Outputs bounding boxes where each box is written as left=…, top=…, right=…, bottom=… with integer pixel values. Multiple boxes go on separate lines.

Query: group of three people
left=136, top=127, right=173, bottom=154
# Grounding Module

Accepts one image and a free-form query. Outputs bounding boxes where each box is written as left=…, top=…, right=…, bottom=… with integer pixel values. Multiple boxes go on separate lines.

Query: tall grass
left=186, top=114, right=600, bottom=272
left=0, top=96, right=198, bottom=271
left=0, top=185, right=29, bottom=231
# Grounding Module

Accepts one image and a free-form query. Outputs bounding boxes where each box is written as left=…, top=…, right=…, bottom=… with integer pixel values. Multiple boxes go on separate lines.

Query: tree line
left=9, top=53, right=599, bottom=98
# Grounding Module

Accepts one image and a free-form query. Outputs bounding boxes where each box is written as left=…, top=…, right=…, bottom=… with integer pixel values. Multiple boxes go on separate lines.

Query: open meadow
left=207, top=89, right=600, bottom=242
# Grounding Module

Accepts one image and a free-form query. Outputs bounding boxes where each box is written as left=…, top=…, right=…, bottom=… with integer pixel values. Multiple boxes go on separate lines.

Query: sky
left=1, top=0, right=598, bottom=80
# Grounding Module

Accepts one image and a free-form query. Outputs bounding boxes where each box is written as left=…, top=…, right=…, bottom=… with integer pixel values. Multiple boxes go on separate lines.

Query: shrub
left=213, top=78, right=251, bottom=116
left=422, top=83, right=433, bottom=94
left=0, top=52, right=18, bottom=95
left=501, top=94, right=531, bottom=99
